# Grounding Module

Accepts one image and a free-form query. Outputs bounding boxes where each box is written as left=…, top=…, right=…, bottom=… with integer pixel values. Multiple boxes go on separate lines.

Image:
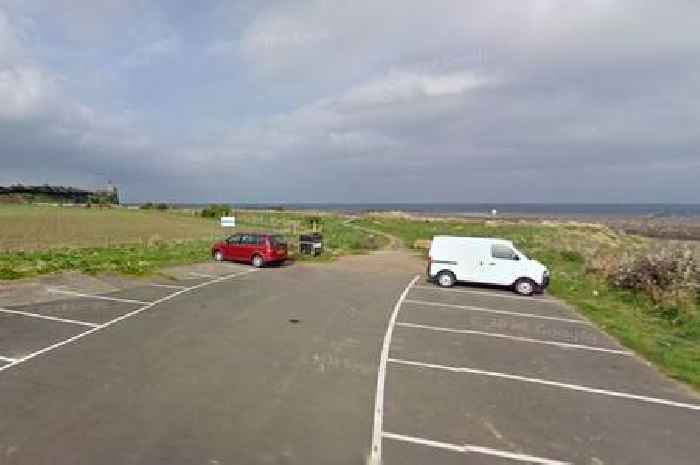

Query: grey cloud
left=1, top=1, right=700, bottom=202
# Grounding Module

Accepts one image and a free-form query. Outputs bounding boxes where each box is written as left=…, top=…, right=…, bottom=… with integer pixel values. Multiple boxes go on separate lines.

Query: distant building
left=0, top=184, right=120, bottom=205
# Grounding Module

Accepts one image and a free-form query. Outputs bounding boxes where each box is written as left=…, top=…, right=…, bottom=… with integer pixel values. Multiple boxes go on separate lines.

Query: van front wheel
left=514, top=278, right=536, bottom=296
left=436, top=271, right=456, bottom=288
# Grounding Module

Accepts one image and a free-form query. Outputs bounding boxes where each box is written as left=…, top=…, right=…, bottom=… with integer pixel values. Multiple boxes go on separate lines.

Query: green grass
left=357, top=217, right=700, bottom=391
left=0, top=240, right=215, bottom=278
left=0, top=207, right=386, bottom=280
left=233, top=211, right=387, bottom=255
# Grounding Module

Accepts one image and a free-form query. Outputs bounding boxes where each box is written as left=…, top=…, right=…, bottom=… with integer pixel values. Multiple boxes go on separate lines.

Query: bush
left=155, top=203, right=169, bottom=211
left=140, top=202, right=154, bottom=210
left=560, top=250, right=583, bottom=263
left=201, top=204, right=232, bottom=218
left=609, top=247, right=698, bottom=308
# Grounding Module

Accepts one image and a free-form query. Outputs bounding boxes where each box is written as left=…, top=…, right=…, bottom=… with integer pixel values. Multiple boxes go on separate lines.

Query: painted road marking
left=188, top=271, right=217, bottom=278
left=389, top=358, right=700, bottom=412
left=404, top=299, right=590, bottom=325
left=0, top=355, right=18, bottom=363
left=414, top=285, right=560, bottom=303
left=396, top=322, right=632, bottom=356
left=47, top=289, right=151, bottom=305
left=0, top=269, right=258, bottom=375
left=369, top=275, right=421, bottom=465
left=383, top=432, right=571, bottom=465
left=149, top=283, right=187, bottom=290
left=0, top=307, right=99, bottom=328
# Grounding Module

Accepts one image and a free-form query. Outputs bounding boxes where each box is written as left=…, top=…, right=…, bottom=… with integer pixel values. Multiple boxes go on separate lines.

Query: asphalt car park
left=0, top=263, right=254, bottom=372
left=375, top=280, right=700, bottom=465
left=0, top=254, right=417, bottom=465
left=1, top=252, right=700, bottom=465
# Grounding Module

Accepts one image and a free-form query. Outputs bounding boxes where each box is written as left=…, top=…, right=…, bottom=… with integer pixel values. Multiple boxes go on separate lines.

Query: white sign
left=220, top=216, right=236, bottom=228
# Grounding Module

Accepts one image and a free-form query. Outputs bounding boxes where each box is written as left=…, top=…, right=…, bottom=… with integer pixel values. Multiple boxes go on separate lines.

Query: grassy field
left=0, top=206, right=385, bottom=279
left=356, top=216, right=700, bottom=390
left=0, top=205, right=222, bottom=251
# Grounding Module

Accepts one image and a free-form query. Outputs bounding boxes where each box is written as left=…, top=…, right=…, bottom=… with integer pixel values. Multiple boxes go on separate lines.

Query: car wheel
left=252, top=254, right=265, bottom=268
left=514, top=278, right=536, bottom=296
left=214, top=250, right=224, bottom=262
left=436, top=270, right=456, bottom=288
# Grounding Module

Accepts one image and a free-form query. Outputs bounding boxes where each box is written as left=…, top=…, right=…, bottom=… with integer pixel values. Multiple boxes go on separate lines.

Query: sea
left=169, top=203, right=700, bottom=218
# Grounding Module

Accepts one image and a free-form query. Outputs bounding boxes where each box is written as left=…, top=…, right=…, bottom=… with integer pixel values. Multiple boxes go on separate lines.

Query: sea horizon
left=145, top=202, right=700, bottom=218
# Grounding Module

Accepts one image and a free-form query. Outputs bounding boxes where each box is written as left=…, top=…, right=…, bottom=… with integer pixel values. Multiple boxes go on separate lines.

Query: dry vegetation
left=603, top=216, right=700, bottom=242
left=0, top=205, right=222, bottom=251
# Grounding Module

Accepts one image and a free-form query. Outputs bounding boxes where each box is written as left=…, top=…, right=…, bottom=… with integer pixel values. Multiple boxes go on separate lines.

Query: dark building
left=0, top=184, right=120, bottom=205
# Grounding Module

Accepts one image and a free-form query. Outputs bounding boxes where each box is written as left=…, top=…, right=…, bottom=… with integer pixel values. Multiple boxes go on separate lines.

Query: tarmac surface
left=0, top=251, right=699, bottom=465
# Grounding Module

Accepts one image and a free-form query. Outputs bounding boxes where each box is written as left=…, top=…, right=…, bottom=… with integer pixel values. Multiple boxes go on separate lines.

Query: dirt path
left=344, top=218, right=403, bottom=250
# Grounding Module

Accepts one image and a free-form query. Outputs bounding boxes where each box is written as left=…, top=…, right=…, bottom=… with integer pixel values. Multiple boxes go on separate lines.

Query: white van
left=427, top=236, right=550, bottom=296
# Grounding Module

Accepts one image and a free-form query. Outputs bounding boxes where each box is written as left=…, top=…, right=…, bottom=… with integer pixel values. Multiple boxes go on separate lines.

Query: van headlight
left=543, top=270, right=550, bottom=277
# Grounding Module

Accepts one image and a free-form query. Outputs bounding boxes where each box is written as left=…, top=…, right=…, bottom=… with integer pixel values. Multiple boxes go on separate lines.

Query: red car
left=212, top=233, right=288, bottom=267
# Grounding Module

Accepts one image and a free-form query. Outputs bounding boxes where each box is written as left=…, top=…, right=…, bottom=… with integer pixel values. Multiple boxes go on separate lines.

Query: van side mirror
left=513, top=255, right=520, bottom=261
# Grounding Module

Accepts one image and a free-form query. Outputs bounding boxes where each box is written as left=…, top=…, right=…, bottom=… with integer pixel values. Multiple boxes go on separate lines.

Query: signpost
left=220, top=216, right=236, bottom=228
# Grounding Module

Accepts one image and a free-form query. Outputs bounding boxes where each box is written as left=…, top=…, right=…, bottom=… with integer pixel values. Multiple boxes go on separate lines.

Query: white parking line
left=369, top=274, right=421, bottom=465
left=414, top=285, right=560, bottom=303
left=47, top=288, right=152, bottom=305
left=396, top=322, right=632, bottom=356
left=383, top=432, right=571, bottom=465
left=0, top=355, right=18, bottom=363
left=188, top=271, right=217, bottom=278
left=0, top=307, right=99, bottom=328
left=0, top=269, right=258, bottom=374
left=404, top=299, right=590, bottom=325
left=389, top=358, right=700, bottom=412
left=149, top=283, right=187, bottom=290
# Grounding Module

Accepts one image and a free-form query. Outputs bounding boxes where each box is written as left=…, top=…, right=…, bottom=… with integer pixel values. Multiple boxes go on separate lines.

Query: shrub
left=140, top=202, right=154, bottom=210
left=559, top=250, right=583, bottom=263
left=201, top=204, right=232, bottom=218
left=155, top=203, right=169, bottom=211
left=609, top=247, right=698, bottom=309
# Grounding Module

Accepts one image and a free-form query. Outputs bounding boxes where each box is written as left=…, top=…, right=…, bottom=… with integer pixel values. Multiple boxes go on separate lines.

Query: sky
left=1, top=0, right=699, bottom=203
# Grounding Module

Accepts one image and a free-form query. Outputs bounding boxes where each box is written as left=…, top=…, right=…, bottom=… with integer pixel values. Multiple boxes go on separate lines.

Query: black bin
left=299, top=233, right=323, bottom=256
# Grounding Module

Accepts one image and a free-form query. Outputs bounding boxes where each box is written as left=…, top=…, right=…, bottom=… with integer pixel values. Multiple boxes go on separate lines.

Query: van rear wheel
left=514, top=278, right=536, bottom=296
left=436, top=271, right=456, bottom=288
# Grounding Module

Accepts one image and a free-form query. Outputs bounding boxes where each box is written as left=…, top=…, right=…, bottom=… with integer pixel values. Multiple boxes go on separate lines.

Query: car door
left=237, top=234, right=257, bottom=262
left=223, top=234, right=242, bottom=260
left=479, top=244, right=524, bottom=285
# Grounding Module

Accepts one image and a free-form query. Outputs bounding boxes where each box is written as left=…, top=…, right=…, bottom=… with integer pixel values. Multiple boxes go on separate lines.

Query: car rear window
left=270, top=235, right=287, bottom=246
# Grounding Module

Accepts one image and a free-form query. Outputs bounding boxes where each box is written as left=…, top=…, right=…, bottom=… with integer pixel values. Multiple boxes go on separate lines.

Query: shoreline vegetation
left=0, top=204, right=698, bottom=390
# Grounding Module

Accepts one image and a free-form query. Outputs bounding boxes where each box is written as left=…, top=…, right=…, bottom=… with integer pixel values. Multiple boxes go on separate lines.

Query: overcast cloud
left=1, top=0, right=698, bottom=203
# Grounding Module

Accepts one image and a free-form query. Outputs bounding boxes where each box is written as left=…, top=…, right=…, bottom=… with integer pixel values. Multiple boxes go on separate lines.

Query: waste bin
left=299, top=233, right=323, bottom=256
